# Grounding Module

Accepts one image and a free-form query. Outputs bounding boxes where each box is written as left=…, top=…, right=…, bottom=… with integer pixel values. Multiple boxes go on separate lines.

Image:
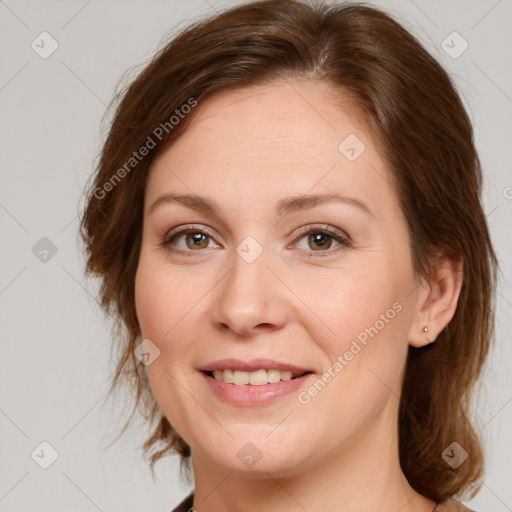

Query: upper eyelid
left=163, top=224, right=220, bottom=242
left=293, top=223, right=348, bottom=238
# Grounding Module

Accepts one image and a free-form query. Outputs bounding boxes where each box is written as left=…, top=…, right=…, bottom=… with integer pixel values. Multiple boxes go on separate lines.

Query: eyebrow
left=148, top=192, right=375, bottom=219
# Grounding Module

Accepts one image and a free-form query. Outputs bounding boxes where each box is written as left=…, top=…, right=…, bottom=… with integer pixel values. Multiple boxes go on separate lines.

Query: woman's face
left=135, top=79, right=423, bottom=475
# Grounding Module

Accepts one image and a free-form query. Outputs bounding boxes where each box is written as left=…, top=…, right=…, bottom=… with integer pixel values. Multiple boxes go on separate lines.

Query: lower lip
left=201, top=371, right=314, bottom=406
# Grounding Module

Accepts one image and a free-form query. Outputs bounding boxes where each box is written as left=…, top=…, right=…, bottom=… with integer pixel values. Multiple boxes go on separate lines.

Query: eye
left=160, top=223, right=351, bottom=258
left=160, top=225, right=219, bottom=256
left=292, top=224, right=350, bottom=256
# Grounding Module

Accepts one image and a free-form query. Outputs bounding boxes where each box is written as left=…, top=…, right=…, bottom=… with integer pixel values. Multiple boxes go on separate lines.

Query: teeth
left=223, top=369, right=234, bottom=383
left=234, top=370, right=250, bottom=385
left=267, top=369, right=281, bottom=383
left=249, top=369, right=267, bottom=385
left=212, top=369, right=297, bottom=385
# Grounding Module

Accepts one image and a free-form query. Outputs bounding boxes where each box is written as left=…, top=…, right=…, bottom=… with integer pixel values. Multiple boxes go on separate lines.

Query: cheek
left=291, top=254, right=413, bottom=398
left=134, top=259, right=168, bottom=341
left=293, top=260, right=407, bottom=347
left=134, top=255, right=200, bottom=439
left=134, top=252, right=196, bottom=343
left=290, top=267, right=411, bottom=454
left=134, top=250, right=216, bottom=387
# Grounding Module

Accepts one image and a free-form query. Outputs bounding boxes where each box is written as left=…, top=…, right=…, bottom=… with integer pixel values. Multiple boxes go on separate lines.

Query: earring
left=422, top=325, right=435, bottom=344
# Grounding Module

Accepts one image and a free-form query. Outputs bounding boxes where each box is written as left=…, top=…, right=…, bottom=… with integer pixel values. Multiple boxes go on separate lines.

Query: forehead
left=146, top=80, right=392, bottom=213
left=170, top=79, right=369, bottom=154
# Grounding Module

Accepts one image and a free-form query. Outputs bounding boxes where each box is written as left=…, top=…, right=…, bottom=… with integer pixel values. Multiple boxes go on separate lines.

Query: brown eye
left=184, top=232, right=210, bottom=250
left=160, top=225, right=219, bottom=256
left=293, top=225, right=350, bottom=257
left=307, top=232, right=333, bottom=250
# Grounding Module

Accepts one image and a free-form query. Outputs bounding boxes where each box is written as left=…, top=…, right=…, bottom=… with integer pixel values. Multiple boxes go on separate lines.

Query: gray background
left=0, top=0, right=510, bottom=511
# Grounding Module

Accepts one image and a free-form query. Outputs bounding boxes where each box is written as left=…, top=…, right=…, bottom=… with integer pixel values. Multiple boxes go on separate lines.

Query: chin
left=192, top=427, right=312, bottom=475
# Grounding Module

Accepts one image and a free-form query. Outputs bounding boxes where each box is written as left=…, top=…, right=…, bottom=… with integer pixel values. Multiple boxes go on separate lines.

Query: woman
left=80, top=1, right=497, bottom=511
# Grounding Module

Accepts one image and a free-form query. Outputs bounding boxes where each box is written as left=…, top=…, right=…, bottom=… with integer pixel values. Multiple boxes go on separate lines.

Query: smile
left=206, top=368, right=310, bottom=385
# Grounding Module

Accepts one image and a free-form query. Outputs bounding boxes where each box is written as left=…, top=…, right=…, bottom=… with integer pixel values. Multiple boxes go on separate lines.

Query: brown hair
left=80, top=0, right=498, bottom=501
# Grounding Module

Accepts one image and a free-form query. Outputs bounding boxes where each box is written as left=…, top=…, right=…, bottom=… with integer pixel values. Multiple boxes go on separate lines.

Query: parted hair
left=80, top=0, right=497, bottom=502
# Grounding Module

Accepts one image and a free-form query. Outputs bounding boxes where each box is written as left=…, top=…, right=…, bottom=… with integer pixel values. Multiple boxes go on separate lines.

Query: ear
left=408, top=255, right=464, bottom=348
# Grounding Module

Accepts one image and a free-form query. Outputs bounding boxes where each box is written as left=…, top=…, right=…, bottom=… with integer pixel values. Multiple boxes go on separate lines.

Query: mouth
left=199, top=358, right=313, bottom=385
left=202, top=368, right=313, bottom=385
left=199, top=361, right=315, bottom=405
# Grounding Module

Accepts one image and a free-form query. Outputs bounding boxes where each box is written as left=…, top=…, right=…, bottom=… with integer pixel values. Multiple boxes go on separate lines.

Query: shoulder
left=435, top=498, right=477, bottom=512
left=169, top=492, right=194, bottom=512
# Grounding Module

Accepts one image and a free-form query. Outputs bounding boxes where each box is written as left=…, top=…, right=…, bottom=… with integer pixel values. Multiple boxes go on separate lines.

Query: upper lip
left=198, top=358, right=313, bottom=376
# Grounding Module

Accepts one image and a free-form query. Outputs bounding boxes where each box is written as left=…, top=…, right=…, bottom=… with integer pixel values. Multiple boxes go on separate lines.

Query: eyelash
left=160, top=224, right=351, bottom=258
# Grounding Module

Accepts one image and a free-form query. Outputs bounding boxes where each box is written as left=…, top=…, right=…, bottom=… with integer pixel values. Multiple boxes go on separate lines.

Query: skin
left=135, top=79, right=463, bottom=512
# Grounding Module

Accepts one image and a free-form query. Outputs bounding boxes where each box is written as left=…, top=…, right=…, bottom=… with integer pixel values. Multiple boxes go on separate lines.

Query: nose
left=210, top=247, right=290, bottom=338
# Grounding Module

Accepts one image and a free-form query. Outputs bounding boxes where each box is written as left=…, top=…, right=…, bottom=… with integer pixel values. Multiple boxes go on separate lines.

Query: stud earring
left=423, top=326, right=428, bottom=333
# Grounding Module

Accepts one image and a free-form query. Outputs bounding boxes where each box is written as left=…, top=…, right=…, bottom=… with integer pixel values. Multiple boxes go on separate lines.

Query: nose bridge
left=211, top=239, right=288, bottom=336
